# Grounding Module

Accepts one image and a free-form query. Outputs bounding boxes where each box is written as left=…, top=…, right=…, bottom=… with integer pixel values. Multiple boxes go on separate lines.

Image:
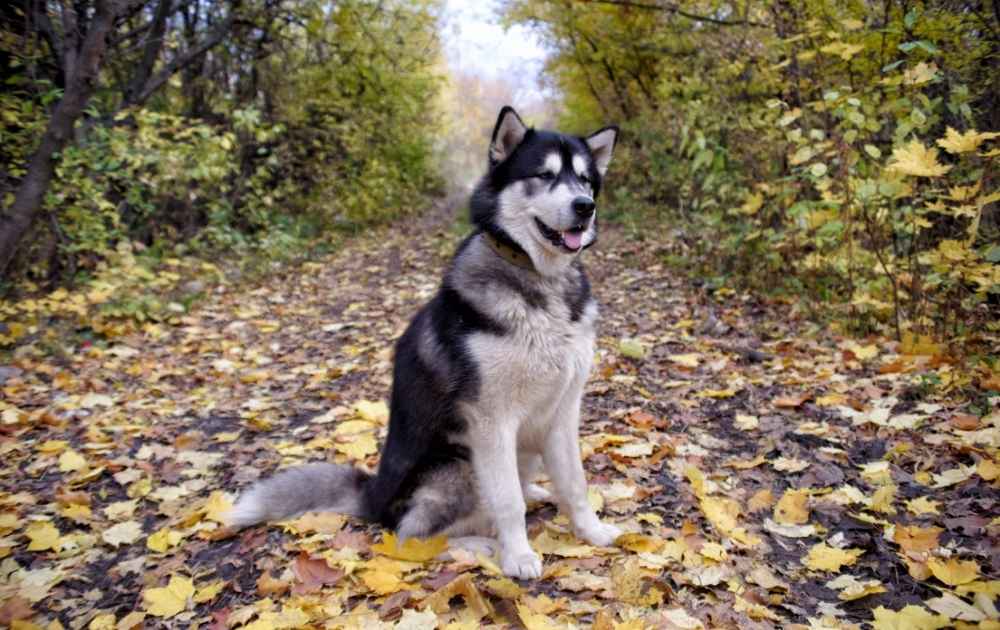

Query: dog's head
left=470, top=106, right=617, bottom=274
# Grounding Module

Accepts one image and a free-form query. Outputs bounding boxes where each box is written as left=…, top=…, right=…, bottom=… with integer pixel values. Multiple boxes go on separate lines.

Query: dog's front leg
left=470, top=424, right=541, bottom=579
left=543, top=396, right=622, bottom=547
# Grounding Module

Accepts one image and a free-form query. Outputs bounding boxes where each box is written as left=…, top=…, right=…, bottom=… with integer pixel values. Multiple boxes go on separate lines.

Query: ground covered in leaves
left=1, top=208, right=998, bottom=630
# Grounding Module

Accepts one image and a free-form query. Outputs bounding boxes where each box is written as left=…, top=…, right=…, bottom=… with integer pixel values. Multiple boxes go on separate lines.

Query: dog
left=227, top=106, right=621, bottom=579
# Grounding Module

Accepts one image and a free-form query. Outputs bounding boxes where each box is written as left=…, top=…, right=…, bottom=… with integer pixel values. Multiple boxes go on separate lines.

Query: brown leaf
left=774, top=392, right=812, bottom=408
left=0, top=596, right=34, bottom=625
left=256, top=571, right=290, bottom=597
left=949, top=414, right=979, bottom=431
left=291, top=553, right=344, bottom=594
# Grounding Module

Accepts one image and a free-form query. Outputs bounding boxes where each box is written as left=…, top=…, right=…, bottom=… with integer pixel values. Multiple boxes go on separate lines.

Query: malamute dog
left=228, top=106, right=621, bottom=578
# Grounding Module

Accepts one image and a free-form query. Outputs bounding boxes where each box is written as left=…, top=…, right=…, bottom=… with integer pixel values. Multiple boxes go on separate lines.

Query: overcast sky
left=440, top=0, right=549, bottom=98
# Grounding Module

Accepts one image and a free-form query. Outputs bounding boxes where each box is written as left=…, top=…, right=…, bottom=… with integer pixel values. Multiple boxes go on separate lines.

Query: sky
left=440, top=0, right=549, bottom=100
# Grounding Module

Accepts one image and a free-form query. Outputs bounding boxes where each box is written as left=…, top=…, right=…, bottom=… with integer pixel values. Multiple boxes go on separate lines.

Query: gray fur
left=226, top=463, right=368, bottom=527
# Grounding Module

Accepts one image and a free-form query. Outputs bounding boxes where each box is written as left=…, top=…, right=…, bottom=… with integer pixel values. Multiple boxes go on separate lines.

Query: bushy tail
left=226, top=463, right=371, bottom=528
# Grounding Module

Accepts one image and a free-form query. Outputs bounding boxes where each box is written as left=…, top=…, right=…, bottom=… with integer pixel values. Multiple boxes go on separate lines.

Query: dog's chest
left=465, top=290, right=597, bottom=416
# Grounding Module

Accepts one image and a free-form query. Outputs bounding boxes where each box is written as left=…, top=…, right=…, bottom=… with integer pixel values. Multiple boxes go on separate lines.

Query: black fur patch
left=363, top=265, right=503, bottom=529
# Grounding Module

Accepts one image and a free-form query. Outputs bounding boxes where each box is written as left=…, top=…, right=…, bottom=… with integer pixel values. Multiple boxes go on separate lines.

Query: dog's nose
left=572, top=196, right=595, bottom=219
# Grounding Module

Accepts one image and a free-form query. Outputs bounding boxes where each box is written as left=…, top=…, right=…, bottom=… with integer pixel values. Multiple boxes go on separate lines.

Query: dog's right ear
left=489, top=106, right=528, bottom=167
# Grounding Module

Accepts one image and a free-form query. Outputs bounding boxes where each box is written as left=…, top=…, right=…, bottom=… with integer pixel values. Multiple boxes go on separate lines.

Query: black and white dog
left=228, top=106, right=621, bottom=578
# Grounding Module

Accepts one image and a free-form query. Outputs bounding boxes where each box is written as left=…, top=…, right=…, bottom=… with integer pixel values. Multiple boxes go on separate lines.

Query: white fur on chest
left=464, top=293, right=596, bottom=437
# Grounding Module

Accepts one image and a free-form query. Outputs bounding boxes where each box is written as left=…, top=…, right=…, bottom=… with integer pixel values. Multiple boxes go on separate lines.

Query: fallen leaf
left=871, top=604, right=948, bottom=630
left=371, top=533, right=447, bottom=562
left=774, top=489, right=810, bottom=525
left=143, top=575, right=194, bottom=618
left=803, top=543, right=864, bottom=572
left=102, top=521, right=144, bottom=547
left=927, top=557, right=979, bottom=586
left=25, top=521, right=61, bottom=552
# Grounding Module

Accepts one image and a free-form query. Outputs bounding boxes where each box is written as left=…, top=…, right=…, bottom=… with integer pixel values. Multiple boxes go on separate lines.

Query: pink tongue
left=563, top=231, right=583, bottom=250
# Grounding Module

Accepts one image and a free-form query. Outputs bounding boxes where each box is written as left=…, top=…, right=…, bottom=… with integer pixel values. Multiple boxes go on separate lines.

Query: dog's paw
left=577, top=521, right=622, bottom=548
left=500, top=550, right=543, bottom=579
left=523, top=483, right=552, bottom=504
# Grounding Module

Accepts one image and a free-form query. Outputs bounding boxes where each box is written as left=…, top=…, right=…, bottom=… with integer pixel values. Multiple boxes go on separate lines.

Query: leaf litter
left=0, top=212, right=997, bottom=628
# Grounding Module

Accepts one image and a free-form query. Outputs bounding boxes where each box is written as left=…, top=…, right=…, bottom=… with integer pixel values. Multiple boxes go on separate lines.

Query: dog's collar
left=483, top=232, right=535, bottom=272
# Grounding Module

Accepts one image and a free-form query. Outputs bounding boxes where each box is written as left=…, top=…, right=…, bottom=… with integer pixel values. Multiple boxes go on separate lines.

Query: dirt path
left=1, top=204, right=997, bottom=629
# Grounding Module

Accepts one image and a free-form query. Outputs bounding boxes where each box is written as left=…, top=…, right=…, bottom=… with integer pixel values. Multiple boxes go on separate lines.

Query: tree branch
left=127, top=6, right=238, bottom=107
left=571, top=0, right=771, bottom=28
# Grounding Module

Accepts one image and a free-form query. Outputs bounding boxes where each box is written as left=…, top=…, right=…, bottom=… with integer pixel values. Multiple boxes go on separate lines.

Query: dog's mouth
left=534, top=218, right=588, bottom=253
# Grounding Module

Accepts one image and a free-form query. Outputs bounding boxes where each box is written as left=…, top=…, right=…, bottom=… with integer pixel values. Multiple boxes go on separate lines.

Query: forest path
left=1, top=201, right=996, bottom=629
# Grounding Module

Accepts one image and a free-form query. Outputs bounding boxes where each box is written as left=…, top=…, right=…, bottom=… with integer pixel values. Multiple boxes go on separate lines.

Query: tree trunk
left=0, top=0, right=121, bottom=277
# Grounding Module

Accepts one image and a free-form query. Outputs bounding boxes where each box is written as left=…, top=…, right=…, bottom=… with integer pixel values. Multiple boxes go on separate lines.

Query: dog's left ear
left=585, top=126, right=618, bottom=176
left=489, top=106, right=529, bottom=166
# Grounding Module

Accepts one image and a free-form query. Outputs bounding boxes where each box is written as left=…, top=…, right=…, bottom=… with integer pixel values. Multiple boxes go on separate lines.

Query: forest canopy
left=502, top=0, right=999, bottom=349
left=0, top=0, right=444, bottom=290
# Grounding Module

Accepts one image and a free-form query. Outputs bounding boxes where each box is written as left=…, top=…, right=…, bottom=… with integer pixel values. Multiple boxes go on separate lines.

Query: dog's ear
left=489, top=106, right=528, bottom=166
left=585, top=126, right=618, bottom=176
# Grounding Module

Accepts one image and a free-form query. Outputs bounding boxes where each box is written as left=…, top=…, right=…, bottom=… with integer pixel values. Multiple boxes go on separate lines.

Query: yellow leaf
left=927, top=557, right=979, bottom=586
left=871, top=605, right=949, bottom=630
left=700, top=496, right=740, bottom=535
left=907, top=496, right=941, bottom=516
left=193, top=580, right=225, bottom=604
left=774, top=489, right=810, bottom=525
left=669, top=353, right=700, bottom=368
left=697, top=388, right=739, bottom=399
left=88, top=613, right=116, bottom=630
left=903, top=61, right=938, bottom=85
left=371, top=532, right=447, bottom=562
left=616, top=533, right=665, bottom=553
left=25, top=521, right=61, bottom=552
left=334, top=432, right=378, bottom=460
left=700, top=542, right=727, bottom=562
left=354, top=399, right=389, bottom=424
left=147, top=528, right=184, bottom=553
left=58, top=449, right=87, bottom=473
left=977, top=458, right=1000, bottom=481
left=870, top=483, right=897, bottom=514
left=936, top=127, right=1000, bottom=154
left=360, top=568, right=406, bottom=595
left=802, top=543, right=864, bottom=571
left=888, top=140, right=952, bottom=177
left=826, top=574, right=886, bottom=601
left=736, top=192, right=763, bottom=216
left=203, top=491, right=233, bottom=523
left=143, top=575, right=194, bottom=618
left=531, top=528, right=596, bottom=558
left=102, top=521, right=144, bottom=547
left=516, top=602, right=562, bottom=630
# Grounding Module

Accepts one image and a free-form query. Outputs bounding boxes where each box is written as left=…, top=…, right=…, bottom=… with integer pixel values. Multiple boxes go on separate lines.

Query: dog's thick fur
left=228, top=106, right=621, bottom=578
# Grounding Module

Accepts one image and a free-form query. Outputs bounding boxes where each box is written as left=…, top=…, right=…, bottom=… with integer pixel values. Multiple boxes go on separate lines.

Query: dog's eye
left=536, top=172, right=556, bottom=181
left=580, top=175, right=592, bottom=185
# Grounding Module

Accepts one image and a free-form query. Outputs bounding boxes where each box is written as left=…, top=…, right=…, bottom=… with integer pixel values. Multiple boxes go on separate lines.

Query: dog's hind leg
left=396, top=464, right=477, bottom=540
left=519, top=453, right=552, bottom=504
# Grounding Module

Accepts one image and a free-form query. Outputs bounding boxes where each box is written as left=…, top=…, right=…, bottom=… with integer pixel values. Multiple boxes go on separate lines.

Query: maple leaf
left=25, top=521, right=61, bottom=552
left=887, top=140, right=952, bottom=177
left=802, top=543, right=864, bottom=571
left=774, top=489, right=810, bottom=525
left=371, top=532, right=447, bottom=562
left=143, top=575, right=195, bottom=618
left=927, top=557, right=979, bottom=586
left=936, top=127, right=1000, bottom=154
left=871, top=605, right=948, bottom=630
left=291, top=552, right=344, bottom=594
left=102, top=520, right=144, bottom=547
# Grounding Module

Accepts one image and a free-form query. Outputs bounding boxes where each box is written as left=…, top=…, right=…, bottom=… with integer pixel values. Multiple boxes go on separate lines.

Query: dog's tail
left=226, top=463, right=372, bottom=528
